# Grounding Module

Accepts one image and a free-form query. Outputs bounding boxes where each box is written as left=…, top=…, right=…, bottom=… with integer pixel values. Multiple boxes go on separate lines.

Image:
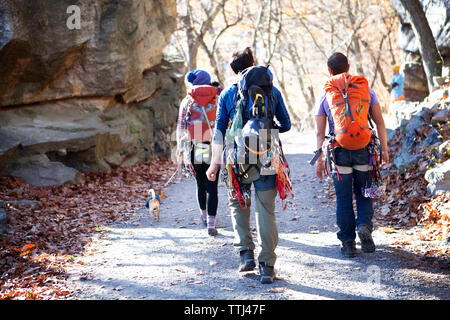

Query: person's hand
left=381, top=149, right=390, bottom=166
left=206, top=164, right=219, bottom=181
left=316, top=159, right=325, bottom=181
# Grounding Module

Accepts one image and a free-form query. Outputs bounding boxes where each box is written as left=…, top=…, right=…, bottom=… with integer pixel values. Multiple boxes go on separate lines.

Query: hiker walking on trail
left=314, top=52, right=389, bottom=258
left=176, top=70, right=220, bottom=236
left=206, top=47, right=291, bottom=284
left=389, top=65, right=404, bottom=104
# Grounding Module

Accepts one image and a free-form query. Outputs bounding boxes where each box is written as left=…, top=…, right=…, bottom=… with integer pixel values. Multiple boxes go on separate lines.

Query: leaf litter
left=0, top=158, right=176, bottom=300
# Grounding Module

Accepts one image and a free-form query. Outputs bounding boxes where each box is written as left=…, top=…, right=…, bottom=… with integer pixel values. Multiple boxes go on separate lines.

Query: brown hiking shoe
left=341, top=241, right=357, bottom=258
left=357, top=225, right=376, bottom=253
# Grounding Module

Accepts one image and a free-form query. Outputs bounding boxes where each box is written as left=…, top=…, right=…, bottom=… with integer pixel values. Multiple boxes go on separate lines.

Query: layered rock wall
left=0, top=0, right=185, bottom=186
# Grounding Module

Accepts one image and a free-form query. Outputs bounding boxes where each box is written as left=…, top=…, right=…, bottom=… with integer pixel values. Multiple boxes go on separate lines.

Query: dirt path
left=67, top=131, right=449, bottom=300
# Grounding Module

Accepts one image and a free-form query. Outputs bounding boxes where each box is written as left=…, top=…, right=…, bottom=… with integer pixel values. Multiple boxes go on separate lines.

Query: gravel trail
left=67, top=131, right=450, bottom=300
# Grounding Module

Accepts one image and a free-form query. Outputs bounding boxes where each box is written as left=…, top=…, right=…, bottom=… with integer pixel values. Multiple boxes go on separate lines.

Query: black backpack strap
left=267, top=84, right=274, bottom=128
left=262, top=66, right=274, bottom=127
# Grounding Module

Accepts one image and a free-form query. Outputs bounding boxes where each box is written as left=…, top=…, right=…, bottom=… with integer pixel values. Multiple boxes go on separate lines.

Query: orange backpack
left=324, top=73, right=372, bottom=150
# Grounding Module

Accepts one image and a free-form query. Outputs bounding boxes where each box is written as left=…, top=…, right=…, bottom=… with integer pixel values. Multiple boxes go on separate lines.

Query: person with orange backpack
left=176, top=70, right=220, bottom=236
left=314, top=53, right=389, bottom=257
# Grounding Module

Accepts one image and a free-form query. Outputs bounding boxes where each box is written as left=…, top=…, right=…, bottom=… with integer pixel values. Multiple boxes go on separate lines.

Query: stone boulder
left=0, top=1, right=186, bottom=187
left=401, top=52, right=431, bottom=101
left=431, top=105, right=450, bottom=123
left=392, top=105, right=445, bottom=170
left=2, top=154, right=85, bottom=187
left=0, top=55, right=185, bottom=186
left=0, top=0, right=177, bottom=107
left=386, top=100, right=424, bottom=130
left=425, top=159, right=450, bottom=196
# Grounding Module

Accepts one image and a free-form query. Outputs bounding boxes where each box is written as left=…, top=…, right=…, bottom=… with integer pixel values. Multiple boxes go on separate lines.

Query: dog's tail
left=149, top=188, right=156, bottom=199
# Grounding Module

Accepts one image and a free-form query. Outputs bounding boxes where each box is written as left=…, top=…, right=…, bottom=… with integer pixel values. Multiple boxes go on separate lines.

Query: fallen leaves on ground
left=0, top=158, right=176, bottom=300
left=378, top=227, right=395, bottom=233
left=376, top=162, right=429, bottom=228
left=374, top=106, right=449, bottom=264
left=417, top=193, right=450, bottom=258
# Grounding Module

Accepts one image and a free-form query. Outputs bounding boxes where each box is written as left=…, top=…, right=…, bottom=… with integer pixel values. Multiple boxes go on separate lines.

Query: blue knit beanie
left=185, top=70, right=211, bottom=86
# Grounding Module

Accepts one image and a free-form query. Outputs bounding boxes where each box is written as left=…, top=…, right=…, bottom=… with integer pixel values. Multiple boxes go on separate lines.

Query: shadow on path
left=68, top=145, right=450, bottom=300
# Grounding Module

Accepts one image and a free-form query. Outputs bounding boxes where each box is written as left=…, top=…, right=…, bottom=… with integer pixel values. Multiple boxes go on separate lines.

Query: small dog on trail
left=145, top=189, right=161, bottom=225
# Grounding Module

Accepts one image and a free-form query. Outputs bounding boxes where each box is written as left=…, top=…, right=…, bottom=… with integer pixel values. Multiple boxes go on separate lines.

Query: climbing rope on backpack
left=272, top=141, right=293, bottom=210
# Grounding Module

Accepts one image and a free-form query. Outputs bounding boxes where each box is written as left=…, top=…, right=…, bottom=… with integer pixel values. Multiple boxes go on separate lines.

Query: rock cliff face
left=391, top=0, right=450, bottom=101
left=0, top=0, right=185, bottom=186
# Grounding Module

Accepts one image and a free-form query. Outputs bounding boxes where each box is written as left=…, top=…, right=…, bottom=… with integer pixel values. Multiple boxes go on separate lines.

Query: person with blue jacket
left=206, top=47, right=291, bottom=284
left=389, top=65, right=404, bottom=103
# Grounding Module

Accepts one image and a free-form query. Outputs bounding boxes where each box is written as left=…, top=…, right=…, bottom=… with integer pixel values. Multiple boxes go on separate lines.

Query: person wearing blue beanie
left=185, top=70, right=211, bottom=86
left=178, top=69, right=219, bottom=236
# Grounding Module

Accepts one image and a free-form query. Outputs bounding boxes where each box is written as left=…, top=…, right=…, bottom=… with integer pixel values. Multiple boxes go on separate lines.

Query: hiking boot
left=357, top=225, right=375, bottom=253
left=239, top=250, right=256, bottom=272
left=208, top=227, right=218, bottom=236
left=207, top=216, right=217, bottom=236
left=259, top=262, right=275, bottom=284
left=341, top=241, right=357, bottom=258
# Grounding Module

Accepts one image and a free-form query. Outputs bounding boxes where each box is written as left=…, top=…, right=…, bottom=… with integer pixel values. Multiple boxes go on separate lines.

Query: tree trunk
left=184, top=0, right=227, bottom=72
left=345, top=0, right=364, bottom=76
left=399, top=0, right=442, bottom=92
left=187, top=41, right=200, bottom=71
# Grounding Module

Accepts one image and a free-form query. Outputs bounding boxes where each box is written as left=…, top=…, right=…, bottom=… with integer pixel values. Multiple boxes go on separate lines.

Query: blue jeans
left=332, top=147, right=374, bottom=243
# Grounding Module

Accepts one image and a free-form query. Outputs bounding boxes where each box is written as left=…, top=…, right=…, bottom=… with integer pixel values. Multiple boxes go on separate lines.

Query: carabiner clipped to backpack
left=252, top=93, right=265, bottom=118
